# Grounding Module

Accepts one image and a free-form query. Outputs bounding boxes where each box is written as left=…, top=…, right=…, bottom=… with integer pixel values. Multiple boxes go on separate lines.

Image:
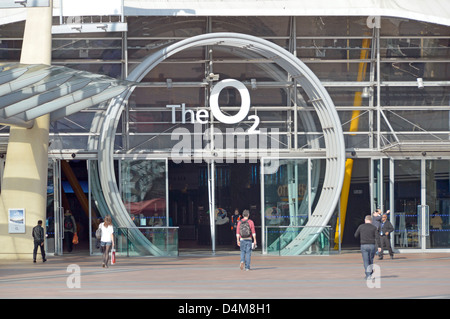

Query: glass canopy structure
left=0, top=63, right=132, bottom=128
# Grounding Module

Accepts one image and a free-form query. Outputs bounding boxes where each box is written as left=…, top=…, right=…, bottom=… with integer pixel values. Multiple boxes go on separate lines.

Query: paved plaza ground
left=0, top=250, right=449, bottom=303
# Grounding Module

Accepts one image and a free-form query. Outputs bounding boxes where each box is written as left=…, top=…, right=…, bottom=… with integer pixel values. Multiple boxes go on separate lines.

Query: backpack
left=239, top=220, right=252, bottom=238
left=64, top=215, right=73, bottom=230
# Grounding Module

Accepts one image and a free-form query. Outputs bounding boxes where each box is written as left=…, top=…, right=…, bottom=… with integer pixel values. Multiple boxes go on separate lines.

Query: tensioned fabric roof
left=0, top=0, right=449, bottom=27
left=0, top=63, right=133, bottom=128
left=123, top=0, right=450, bottom=26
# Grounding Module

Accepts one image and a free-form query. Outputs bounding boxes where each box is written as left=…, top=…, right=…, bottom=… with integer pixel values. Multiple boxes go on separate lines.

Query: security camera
left=207, top=73, right=219, bottom=82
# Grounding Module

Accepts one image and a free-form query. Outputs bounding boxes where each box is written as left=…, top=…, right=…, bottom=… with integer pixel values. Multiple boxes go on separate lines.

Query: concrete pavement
left=0, top=250, right=449, bottom=300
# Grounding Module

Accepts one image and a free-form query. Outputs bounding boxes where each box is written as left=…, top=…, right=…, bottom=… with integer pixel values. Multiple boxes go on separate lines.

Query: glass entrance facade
left=392, top=159, right=450, bottom=250
left=1, top=12, right=449, bottom=254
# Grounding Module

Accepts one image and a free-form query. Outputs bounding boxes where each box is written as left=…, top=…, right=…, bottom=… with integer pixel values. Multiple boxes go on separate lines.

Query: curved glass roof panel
left=0, top=63, right=133, bottom=128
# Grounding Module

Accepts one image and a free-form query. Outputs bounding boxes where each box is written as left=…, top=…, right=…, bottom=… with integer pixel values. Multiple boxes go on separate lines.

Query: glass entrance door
left=168, top=160, right=261, bottom=253
left=393, top=160, right=422, bottom=249
left=52, top=159, right=64, bottom=255
left=393, top=159, right=450, bottom=250
left=50, top=159, right=95, bottom=255
left=213, top=162, right=261, bottom=252
left=425, top=160, right=450, bottom=249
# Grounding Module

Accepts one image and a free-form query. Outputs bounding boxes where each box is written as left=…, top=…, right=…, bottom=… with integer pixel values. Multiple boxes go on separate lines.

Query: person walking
left=63, top=209, right=77, bottom=252
left=32, top=220, right=46, bottom=263
left=230, top=208, right=241, bottom=249
left=98, top=215, right=115, bottom=268
left=354, top=215, right=379, bottom=280
left=378, top=214, right=395, bottom=260
left=236, top=209, right=257, bottom=271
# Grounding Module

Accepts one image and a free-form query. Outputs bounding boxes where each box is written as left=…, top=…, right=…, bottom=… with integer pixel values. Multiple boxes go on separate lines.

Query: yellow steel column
left=0, top=2, right=52, bottom=259
left=334, top=37, right=371, bottom=250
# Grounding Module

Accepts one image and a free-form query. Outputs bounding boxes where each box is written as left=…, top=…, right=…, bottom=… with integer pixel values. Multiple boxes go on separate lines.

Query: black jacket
left=354, top=223, right=379, bottom=245
left=378, top=220, right=394, bottom=238
left=32, top=225, right=45, bottom=243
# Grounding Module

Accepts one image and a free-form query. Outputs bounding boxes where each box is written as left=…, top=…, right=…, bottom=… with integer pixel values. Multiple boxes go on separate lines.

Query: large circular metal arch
left=97, top=33, right=346, bottom=256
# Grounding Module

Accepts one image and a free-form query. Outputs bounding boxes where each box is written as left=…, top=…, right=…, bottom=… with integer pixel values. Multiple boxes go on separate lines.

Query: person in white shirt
left=98, top=215, right=114, bottom=268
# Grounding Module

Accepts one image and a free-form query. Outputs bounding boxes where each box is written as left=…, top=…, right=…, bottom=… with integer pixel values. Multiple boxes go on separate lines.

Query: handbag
left=111, top=248, right=116, bottom=265
left=95, top=227, right=102, bottom=240
left=72, top=233, right=79, bottom=245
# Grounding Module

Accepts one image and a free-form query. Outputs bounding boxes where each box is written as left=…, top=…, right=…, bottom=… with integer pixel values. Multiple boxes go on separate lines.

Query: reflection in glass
left=264, top=159, right=320, bottom=254
left=121, top=160, right=167, bottom=227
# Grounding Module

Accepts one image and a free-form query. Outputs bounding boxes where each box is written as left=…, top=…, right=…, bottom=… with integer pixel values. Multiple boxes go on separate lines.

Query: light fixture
left=251, top=78, right=257, bottom=90
left=362, top=87, right=371, bottom=98
left=417, top=77, right=424, bottom=89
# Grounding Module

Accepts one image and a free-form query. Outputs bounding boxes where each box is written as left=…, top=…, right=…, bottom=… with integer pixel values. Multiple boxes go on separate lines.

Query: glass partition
left=266, top=226, right=331, bottom=255
left=88, top=159, right=110, bottom=255
left=262, top=158, right=327, bottom=254
left=116, top=227, right=178, bottom=256
left=263, top=159, right=309, bottom=228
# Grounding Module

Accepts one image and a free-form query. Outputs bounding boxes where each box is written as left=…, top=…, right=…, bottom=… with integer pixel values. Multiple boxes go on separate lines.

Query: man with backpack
left=236, top=209, right=257, bottom=271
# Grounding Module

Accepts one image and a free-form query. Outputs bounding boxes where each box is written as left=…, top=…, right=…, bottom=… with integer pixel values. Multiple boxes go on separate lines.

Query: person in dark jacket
left=354, top=215, right=379, bottom=279
left=32, top=220, right=46, bottom=263
left=377, top=214, right=395, bottom=260
left=64, top=209, right=77, bottom=252
left=372, top=209, right=390, bottom=255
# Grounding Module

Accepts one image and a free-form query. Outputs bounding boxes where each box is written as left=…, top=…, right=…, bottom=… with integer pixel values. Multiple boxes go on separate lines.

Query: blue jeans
left=361, top=244, right=376, bottom=278
left=240, top=240, right=252, bottom=270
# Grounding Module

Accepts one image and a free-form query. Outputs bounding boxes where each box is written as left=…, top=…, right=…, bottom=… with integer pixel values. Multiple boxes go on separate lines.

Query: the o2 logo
left=167, top=79, right=260, bottom=133
left=210, top=79, right=260, bottom=133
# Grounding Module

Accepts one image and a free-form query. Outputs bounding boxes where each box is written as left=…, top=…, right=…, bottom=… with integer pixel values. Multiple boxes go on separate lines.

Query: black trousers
left=33, top=240, right=46, bottom=261
left=64, top=231, right=73, bottom=252
left=379, top=235, right=394, bottom=258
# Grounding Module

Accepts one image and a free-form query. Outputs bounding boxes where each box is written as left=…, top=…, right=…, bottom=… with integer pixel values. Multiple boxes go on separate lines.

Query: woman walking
left=98, top=215, right=114, bottom=268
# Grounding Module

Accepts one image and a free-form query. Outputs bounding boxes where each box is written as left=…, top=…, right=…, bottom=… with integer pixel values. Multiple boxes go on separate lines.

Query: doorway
left=48, top=159, right=92, bottom=255
left=168, top=161, right=261, bottom=251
